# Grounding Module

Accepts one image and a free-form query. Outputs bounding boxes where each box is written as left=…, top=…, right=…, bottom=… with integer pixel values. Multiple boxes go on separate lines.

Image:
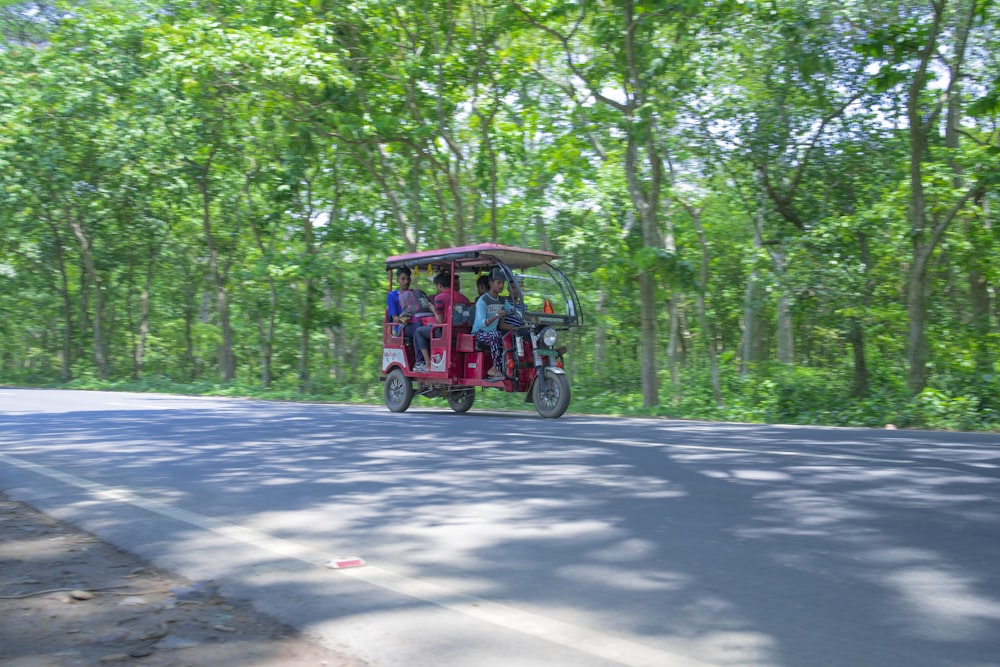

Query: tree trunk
left=241, top=169, right=275, bottom=388
left=299, top=176, right=317, bottom=391
left=776, top=293, right=794, bottom=365
left=638, top=271, right=659, bottom=406
left=905, top=81, right=932, bottom=397
left=740, top=269, right=763, bottom=380
left=663, top=213, right=682, bottom=397
left=45, top=214, right=74, bottom=381
left=196, top=171, right=235, bottom=382
left=299, top=279, right=313, bottom=389
left=483, top=118, right=496, bottom=246
left=688, top=205, right=724, bottom=408
left=68, top=213, right=108, bottom=380
left=58, top=265, right=74, bottom=381
left=624, top=117, right=663, bottom=408
left=594, top=287, right=607, bottom=373
left=847, top=318, right=869, bottom=398
left=752, top=165, right=794, bottom=367
left=181, top=269, right=199, bottom=381
left=944, top=10, right=992, bottom=393
left=666, top=297, right=681, bottom=396
left=847, top=233, right=874, bottom=398
left=131, top=231, right=164, bottom=381
left=904, top=0, right=979, bottom=396
left=767, top=246, right=794, bottom=365
left=741, top=202, right=768, bottom=379
left=323, top=284, right=346, bottom=382
left=370, top=142, right=417, bottom=252
left=350, top=288, right=368, bottom=377
left=134, top=262, right=154, bottom=380
left=515, top=0, right=667, bottom=407
left=906, top=254, right=931, bottom=395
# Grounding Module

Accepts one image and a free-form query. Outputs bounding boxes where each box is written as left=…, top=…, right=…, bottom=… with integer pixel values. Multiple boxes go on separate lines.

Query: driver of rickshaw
left=472, top=268, right=508, bottom=380
left=499, top=276, right=526, bottom=332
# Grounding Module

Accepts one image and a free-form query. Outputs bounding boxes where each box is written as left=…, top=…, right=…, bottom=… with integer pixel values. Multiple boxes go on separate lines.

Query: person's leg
left=413, top=326, right=431, bottom=368
left=487, top=331, right=503, bottom=376
left=474, top=331, right=502, bottom=377
left=403, top=322, right=421, bottom=368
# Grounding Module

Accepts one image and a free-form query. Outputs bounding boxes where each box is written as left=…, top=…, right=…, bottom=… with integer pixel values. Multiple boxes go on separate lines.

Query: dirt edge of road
left=0, top=493, right=367, bottom=667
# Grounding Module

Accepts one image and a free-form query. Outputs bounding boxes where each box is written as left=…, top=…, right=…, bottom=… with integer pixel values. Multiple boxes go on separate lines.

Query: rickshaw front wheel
left=446, top=388, right=475, bottom=413
left=532, top=370, right=570, bottom=419
left=385, top=368, right=414, bottom=413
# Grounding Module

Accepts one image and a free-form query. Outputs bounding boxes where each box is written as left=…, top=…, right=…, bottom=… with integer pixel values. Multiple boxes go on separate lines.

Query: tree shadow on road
left=2, top=401, right=999, bottom=666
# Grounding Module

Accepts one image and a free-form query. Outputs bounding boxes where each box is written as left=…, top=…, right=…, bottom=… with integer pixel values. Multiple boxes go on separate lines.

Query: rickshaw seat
left=459, top=331, right=505, bottom=353
left=457, top=333, right=475, bottom=352
left=452, top=303, right=474, bottom=326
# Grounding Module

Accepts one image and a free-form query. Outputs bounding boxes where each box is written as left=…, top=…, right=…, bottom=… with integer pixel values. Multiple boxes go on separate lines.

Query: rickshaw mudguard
left=524, top=366, right=566, bottom=403
left=382, top=347, right=408, bottom=373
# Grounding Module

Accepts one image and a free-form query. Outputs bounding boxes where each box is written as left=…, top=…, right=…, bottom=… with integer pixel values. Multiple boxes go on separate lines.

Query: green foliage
left=896, top=394, right=988, bottom=433
left=0, top=0, right=998, bottom=430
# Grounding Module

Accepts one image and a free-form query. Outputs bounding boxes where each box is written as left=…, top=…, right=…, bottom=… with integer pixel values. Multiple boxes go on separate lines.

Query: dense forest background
left=1, top=0, right=998, bottom=429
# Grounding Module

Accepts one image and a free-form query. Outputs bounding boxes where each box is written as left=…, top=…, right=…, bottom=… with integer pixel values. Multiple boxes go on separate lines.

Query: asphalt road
left=1, top=387, right=999, bottom=667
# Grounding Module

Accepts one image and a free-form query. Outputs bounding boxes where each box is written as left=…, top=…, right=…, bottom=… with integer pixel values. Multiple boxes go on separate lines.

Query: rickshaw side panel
left=382, top=323, right=411, bottom=373
left=462, top=351, right=487, bottom=380
left=456, top=333, right=475, bottom=353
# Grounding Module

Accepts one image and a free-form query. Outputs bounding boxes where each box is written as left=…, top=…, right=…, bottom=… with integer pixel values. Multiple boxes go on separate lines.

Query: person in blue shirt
left=386, top=267, right=411, bottom=324
left=472, top=268, right=507, bottom=380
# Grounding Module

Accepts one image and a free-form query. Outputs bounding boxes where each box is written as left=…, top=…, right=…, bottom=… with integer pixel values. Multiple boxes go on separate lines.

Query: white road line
left=0, top=452, right=710, bottom=667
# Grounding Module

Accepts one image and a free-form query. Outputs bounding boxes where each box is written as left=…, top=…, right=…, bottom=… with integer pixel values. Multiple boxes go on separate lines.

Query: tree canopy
left=2, top=0, right=998, bottom=429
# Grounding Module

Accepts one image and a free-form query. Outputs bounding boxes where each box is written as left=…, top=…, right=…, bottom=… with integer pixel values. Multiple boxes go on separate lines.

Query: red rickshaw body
left=380, top=244, right=582, bottom=418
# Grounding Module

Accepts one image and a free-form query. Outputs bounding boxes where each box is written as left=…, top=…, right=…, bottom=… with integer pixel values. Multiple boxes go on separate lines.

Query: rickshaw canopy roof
left=385, top=243, right=558, bottom=272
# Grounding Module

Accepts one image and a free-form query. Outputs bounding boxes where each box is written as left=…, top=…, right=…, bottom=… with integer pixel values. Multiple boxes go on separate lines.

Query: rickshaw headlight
left=541, top=327, right=558, bottom=347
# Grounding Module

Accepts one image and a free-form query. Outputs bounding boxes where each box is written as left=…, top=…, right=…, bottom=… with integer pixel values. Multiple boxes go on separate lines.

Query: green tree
left=861, top=0, right=999, bottom=395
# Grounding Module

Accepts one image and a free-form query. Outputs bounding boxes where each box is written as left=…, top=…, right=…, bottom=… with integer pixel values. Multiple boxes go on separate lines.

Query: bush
left=909, top=388, right=986, bottom=431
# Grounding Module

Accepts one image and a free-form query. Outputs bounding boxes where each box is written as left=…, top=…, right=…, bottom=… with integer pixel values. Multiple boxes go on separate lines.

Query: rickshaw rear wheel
left=384, top=368, right=414, bottom=413
left=532, top=370, right=570, bottom=418
left=446, top=388, right=475, bottom=413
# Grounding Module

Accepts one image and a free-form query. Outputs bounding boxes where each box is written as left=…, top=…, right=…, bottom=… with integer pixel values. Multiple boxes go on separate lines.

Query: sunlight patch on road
left=884, top=566, right=1000, bottom=640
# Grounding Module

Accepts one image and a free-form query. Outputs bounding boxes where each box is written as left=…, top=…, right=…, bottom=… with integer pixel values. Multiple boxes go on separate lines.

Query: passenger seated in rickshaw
left=499, top=276, right=528, bottom=335
left=475, top=274, right=490, bottom=302
left=412, top=272, right=470, bottom=372
left=397, top=274, right=436, bottom=342
left=472, top=268, right=507, bottom=380
left=386, top=267, right=411, bottom=326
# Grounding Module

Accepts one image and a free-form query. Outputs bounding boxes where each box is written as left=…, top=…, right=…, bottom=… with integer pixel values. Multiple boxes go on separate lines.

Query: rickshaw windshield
left=509, top=262, right=582, bottom=330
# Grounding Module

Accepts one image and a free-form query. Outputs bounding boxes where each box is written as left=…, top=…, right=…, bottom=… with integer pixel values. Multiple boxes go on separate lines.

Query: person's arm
left=488, top=304, right=504, bottom=330
left=499, top=308, right=517, bottom=330
left=434, top=293, right=448, bottom=324
left=473, top=298, right=488, bottom=333
left=387, top=291, right=401, bottom=322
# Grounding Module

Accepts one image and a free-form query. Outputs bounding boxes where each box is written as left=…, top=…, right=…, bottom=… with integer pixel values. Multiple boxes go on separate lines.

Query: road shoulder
left=0, top=493, right=366, bottom=667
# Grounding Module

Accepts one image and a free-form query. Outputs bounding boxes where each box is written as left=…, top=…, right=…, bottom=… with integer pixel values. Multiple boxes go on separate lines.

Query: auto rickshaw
left=380, top=243, right=583, bottom=418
